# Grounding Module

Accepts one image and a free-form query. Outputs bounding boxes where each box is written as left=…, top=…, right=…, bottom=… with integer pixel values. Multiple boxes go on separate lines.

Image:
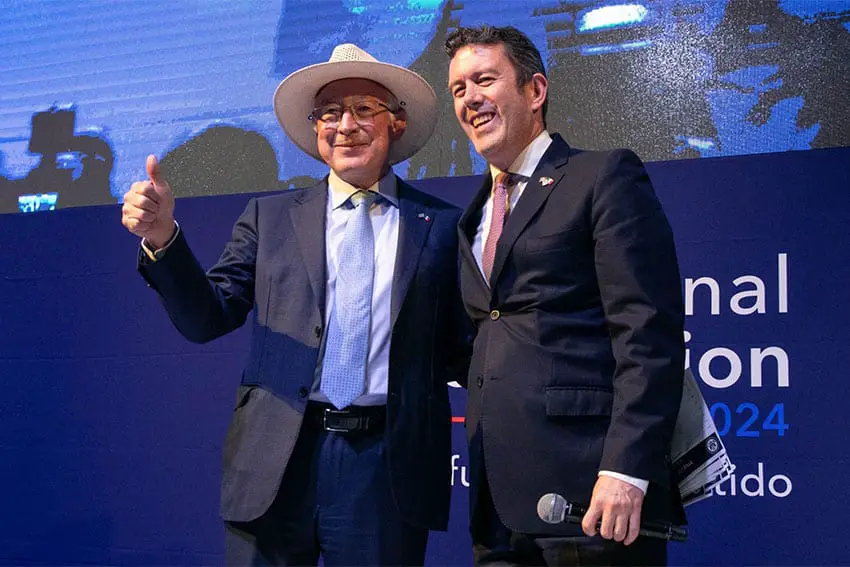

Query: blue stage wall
left=1, top=146, right=848, bottom=565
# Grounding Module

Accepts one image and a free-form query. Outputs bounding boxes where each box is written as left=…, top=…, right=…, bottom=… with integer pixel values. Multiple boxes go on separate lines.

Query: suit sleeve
left=138, top=198, right=259, bottom=343
left=444, top=253, right=474, bottom=388
left=433, top=211, right=474, bottom=388
left=591, top=150, right=684, bottom=486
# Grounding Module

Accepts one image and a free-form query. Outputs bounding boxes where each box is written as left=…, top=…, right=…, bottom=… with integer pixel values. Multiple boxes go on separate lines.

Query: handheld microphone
left=536, top=493, right=687, bottom=543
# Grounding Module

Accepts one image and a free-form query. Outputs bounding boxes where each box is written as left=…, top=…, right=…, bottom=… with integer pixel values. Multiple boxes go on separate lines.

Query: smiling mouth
left=470, top=112, right=495, bottom=129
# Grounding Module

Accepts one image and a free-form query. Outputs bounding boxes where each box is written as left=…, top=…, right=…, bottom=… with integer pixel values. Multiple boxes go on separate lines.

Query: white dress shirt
left=472, top=131, right=649, bottom=494
left=471, top=130, right=553, bottom=278
left=310, top=169, right=399, bottom=407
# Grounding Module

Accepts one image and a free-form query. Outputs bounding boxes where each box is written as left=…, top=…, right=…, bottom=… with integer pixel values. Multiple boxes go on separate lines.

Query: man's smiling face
left=448, top=43, right=546, bottom=170
left=314, top=78, right=405, bottom=188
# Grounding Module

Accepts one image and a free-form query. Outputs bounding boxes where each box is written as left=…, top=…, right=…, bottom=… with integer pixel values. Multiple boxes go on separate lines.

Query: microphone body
left=536, top=493, right=687, bottom=543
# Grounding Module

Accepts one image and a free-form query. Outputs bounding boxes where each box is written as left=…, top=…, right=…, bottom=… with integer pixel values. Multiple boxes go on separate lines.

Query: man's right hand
left=121, top=155, right=176, bottom=249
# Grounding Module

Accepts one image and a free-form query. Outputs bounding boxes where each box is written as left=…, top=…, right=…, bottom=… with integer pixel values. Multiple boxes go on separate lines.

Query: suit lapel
left=489, top=136, right=572, bottom=288
left=458, top=175, right=492, bottom=296
left=458, top=175, right=491, bottom=243
left=289, top=181, right=328, bottom=314
left=391, top=181, right=434, bottom=328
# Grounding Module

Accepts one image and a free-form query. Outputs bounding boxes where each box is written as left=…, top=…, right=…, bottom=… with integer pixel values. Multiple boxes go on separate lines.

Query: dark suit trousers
left=224, top=412, right=428, bottom=566
left=470, top=434, right=666, bottom=567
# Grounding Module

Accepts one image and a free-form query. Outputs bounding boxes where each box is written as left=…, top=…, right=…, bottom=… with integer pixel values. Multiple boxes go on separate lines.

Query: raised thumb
left=146, top=154, right=165, bottom=187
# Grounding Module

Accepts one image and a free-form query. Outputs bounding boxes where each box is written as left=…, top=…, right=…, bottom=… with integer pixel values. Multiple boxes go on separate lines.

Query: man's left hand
left=581, top=476, right=644, bottom=546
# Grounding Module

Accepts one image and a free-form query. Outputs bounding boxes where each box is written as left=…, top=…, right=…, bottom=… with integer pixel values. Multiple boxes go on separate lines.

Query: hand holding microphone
left=537, top=493, right=687, bottom=543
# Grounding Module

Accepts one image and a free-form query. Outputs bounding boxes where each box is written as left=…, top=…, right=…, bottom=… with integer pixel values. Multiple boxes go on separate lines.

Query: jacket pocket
left=545, top=386, right=613, bottom=417
left=525, top=228, right=584, bottom=254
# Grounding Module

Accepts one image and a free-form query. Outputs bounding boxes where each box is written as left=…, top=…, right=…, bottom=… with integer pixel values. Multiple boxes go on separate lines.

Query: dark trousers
left=225, top=415, right=428, bottom=566
left=470, top=435, right=666, bottom=567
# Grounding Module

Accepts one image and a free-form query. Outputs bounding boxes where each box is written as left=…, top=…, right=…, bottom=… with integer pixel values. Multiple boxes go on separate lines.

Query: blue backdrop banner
left=1, top=146, right=848, bottom=565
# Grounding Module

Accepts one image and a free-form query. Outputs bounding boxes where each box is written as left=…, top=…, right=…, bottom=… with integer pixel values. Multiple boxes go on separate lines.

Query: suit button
left=313, top=325, right=322, bottom=338
left=476, top=376, right=484, bottom=388
left=489, top=309, right=501, bottom=321
left=298, top=386, right=309, bottom=398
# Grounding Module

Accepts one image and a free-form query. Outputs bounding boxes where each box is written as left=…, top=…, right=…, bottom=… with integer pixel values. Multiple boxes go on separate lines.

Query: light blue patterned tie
left=320, top=190, right=378, bottom=409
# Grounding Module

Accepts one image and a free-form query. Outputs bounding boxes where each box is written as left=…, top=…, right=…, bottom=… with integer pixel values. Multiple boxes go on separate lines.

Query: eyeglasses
left=309, top=100, right=397, bottom=126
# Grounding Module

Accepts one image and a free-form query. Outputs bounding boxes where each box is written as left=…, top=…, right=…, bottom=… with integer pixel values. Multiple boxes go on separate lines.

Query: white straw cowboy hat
left=273, top=44, right=437, bottom=165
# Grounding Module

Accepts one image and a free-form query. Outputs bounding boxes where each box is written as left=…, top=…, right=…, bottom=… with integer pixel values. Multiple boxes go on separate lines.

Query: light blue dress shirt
left=311, top=169, right=399, bottom=407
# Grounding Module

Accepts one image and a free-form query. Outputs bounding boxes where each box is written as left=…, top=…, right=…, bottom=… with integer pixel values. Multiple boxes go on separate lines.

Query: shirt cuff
left=598, top=471, right=649, bottom=494
left=141, top=222, right=180, bottom=262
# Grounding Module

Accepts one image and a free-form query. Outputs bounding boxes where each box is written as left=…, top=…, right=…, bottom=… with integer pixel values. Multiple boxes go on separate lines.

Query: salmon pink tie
left=482, top=172, right=514, bottom=283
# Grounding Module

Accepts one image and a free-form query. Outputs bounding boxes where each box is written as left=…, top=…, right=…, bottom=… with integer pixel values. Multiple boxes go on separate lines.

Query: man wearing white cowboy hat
left=121, top=44, right=471, bottom=565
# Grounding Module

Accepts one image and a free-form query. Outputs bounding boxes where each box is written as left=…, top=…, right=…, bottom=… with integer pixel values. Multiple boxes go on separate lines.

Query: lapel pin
left=417, top=212, right=431, bottom=222
left=539, top=176, right=554, bottom=186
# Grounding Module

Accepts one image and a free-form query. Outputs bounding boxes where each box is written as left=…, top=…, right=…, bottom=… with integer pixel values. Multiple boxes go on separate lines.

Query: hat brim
left=273, top=60, right=437, bottom=165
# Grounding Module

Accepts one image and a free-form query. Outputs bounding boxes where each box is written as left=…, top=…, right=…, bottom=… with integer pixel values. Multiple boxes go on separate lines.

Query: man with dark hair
left=122, top=44, right=469, bottom=566
left=446, top=25, right=686, bottom=565
left=446, top=25, right=549, bottom=122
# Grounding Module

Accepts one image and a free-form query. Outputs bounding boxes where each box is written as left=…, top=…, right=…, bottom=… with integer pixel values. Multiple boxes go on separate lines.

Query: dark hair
left=445, top=25, right=548, bottom=123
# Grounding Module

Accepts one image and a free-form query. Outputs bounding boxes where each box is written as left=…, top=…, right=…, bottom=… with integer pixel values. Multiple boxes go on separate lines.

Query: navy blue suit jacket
left=459, top=135, right=686, bottom=534
left=140, top=178, right=469, bottom=530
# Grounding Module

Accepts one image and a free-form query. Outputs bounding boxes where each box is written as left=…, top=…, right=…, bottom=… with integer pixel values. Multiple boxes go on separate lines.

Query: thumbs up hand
left=122, top=155, right=176, bottom=248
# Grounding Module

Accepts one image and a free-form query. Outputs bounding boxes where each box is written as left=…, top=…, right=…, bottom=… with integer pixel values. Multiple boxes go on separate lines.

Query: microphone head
left=537, top=493, right=568, bottom=524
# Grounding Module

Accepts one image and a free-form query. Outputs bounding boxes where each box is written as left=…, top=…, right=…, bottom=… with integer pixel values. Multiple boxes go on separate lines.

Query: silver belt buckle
left=323, top=408, right=352, bottom=433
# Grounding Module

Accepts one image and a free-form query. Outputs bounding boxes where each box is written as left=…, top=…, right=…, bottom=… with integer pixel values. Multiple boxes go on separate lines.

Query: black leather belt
left=305, top=402, right=386, bottom=435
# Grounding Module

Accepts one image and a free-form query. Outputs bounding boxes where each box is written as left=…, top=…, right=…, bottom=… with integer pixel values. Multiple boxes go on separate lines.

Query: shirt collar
left=328, top=169, right=399, bottom=210
left=488, top=130, right=553, bottom=182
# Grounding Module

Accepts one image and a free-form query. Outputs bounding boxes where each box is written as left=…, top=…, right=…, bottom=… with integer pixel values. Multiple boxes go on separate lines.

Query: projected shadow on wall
left=159, top=126, right=280, bottom=199
left=0, top=119, right=313, bottom=214
left=0, top=153, right=13, bottom=214
left=274, top=0, right=850, bottom=173
left=0, top=106, right=115, bottom=214
left=159, top=125, right=323, bottom=197
left=708, top=0, right=850, bottom=152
